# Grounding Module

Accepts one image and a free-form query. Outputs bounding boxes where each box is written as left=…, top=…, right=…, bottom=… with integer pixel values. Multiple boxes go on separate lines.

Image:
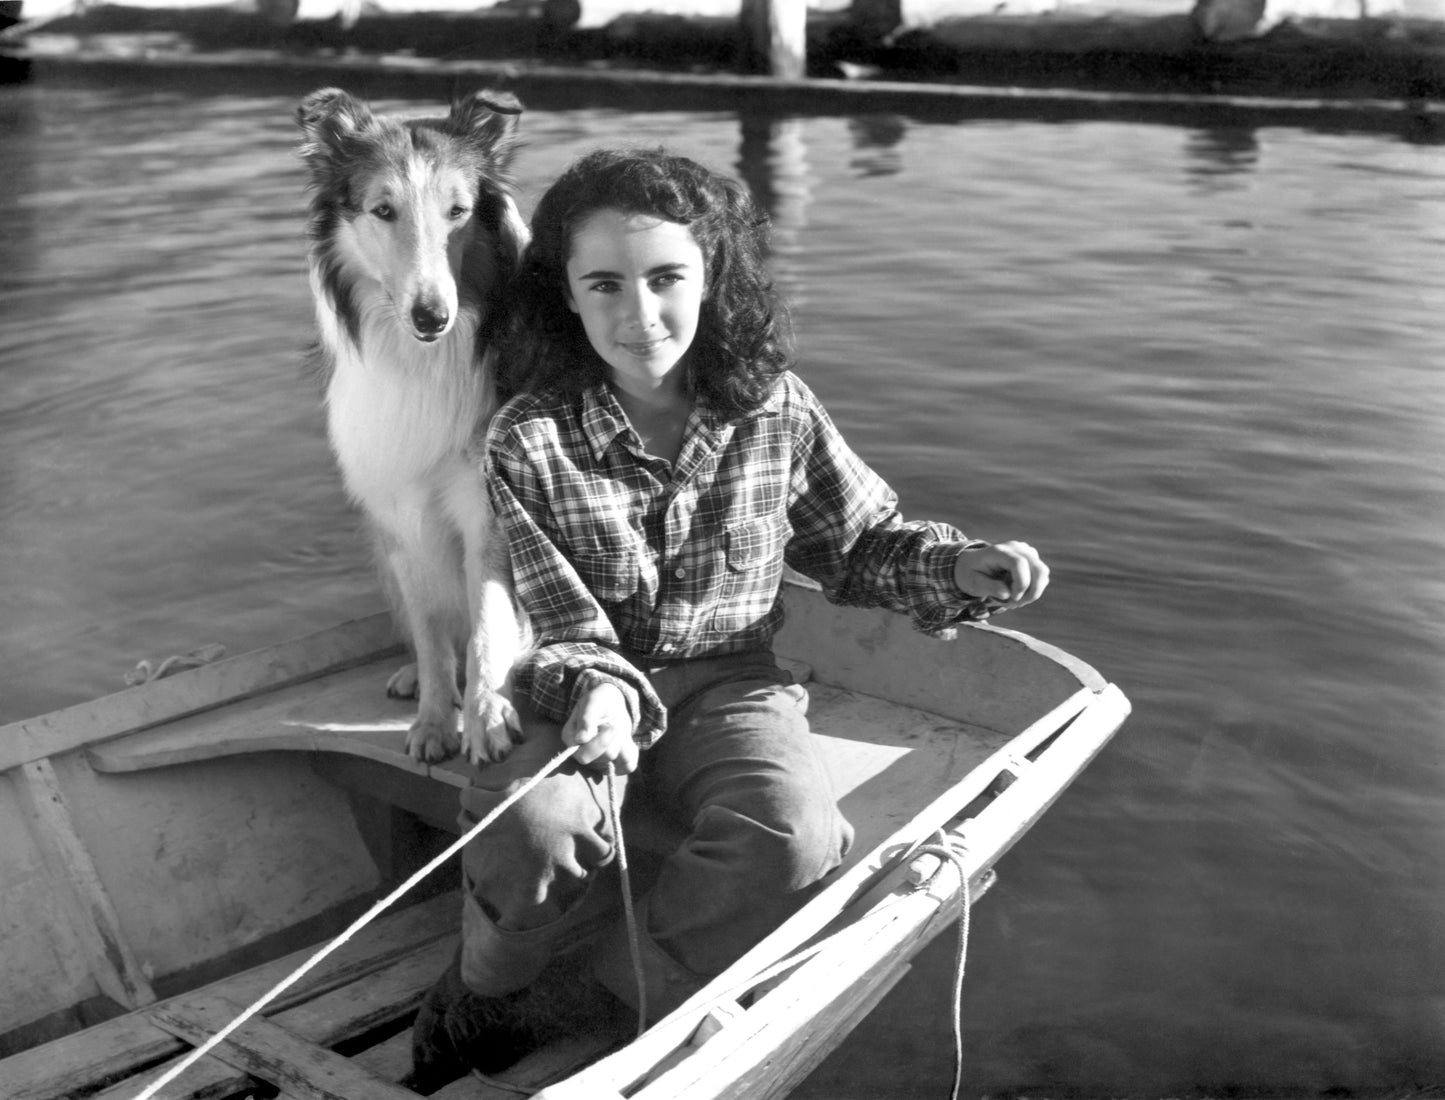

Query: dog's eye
left=449, top=205, right=470, bottom=220
left=371, top=203, right=395, bottom=221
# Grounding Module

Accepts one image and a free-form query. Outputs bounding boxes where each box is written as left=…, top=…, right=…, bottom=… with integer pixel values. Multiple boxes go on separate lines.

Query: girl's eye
left=371, top=203, right=395, bottom=221
left=651, top=273, right=683, bottom=289
left=588, top=280, right=620, bottom=294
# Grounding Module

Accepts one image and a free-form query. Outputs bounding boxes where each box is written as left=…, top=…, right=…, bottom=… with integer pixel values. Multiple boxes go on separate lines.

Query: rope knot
left=909, top=832, right=972, bottom=900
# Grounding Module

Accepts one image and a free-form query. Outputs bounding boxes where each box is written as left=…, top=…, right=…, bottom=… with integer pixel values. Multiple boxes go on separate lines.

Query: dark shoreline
left=7, top=43, right=1443, bottom=140
left=7, top=3, right=1445, bottom=93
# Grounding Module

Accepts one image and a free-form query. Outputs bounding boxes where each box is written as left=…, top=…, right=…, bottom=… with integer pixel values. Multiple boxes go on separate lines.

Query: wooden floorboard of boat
left=149, top=992, right=421, bottom=1100
left=0, top=891, right=459, bottom=1100
left=84, top=932, right=455, bottom=1100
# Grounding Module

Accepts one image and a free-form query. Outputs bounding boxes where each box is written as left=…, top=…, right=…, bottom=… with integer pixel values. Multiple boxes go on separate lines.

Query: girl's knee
left=699, top=794, right=851, bottom=891
left=459, top=773, right=614, bottom=922
left=782, top=797, right=853, bottom=885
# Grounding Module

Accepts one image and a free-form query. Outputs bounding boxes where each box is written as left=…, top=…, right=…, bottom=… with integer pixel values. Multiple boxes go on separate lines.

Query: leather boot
left=406, top=949, right=537, bottom=1093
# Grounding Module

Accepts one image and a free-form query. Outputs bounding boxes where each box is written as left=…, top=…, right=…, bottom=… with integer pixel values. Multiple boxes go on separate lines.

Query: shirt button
left=674, top=566, right=687, bottom=579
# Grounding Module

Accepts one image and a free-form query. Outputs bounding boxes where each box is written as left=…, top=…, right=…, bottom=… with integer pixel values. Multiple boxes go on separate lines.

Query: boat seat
left=81, top=601, right=1057, bottom=885
left=82, top=623, right=1018, bottom=875
left=84, top=631, right=809, bottom=860
left=84, top=650, right=717, bottom=857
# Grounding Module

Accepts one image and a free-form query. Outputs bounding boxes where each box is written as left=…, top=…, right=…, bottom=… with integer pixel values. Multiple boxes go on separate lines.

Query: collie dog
left=296, top=87, right=528, bottom=765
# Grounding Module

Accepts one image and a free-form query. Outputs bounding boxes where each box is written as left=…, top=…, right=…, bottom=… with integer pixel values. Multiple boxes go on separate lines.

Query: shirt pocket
left=709, top=514, right=788, bottom=639
left=724, top=515, right=787, bottom=573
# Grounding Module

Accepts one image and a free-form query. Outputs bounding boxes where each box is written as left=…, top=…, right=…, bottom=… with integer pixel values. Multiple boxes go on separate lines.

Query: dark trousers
left=455, top=649, right=853, bottom=1020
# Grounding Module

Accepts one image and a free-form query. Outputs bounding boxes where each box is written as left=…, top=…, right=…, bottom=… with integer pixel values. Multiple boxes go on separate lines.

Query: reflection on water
left=738, top=114, right=812, bottom=292
left=2, top=81, right=1443, bottom=1096
left=847, top=113, right=908, bottom=177
left=1184, top=126, right=1262, bottom=188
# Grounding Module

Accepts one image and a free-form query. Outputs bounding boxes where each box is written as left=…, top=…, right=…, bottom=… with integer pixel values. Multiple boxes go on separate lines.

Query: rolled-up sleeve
left=782, top=377, right=994, bottom=635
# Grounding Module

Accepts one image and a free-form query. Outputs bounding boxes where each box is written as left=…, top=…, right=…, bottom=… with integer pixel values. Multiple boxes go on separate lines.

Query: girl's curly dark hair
left=498, top=147, right=793, bottom=417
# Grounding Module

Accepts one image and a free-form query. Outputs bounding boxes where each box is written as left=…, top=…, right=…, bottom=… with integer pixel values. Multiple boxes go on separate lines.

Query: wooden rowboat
left=0, top=578, right=1128, bottom=1100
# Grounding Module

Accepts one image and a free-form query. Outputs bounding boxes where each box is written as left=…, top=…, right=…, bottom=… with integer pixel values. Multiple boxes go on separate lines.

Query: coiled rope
left=132, top=742, right=584, bottom=1100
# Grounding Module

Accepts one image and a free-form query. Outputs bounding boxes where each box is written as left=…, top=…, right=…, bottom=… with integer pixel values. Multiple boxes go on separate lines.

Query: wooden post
left=739, top=0, right=806, bottom=79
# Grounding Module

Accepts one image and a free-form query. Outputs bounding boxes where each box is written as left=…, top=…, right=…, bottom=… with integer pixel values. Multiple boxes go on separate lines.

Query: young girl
left=410, top=147, right=1049, bottom=1083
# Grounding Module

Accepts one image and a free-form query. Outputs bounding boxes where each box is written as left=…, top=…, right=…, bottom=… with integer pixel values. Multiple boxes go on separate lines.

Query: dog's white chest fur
left=323, top=306, right=487, bottom=537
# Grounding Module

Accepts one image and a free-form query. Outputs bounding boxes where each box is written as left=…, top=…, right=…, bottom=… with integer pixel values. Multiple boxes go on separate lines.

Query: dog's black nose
left=412, top=302, right=449, bottom=338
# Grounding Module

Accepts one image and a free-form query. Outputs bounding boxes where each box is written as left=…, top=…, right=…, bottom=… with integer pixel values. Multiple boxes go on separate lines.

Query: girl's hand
left=563, top=682, right=640, bottom=774
left=955, top=540, right=1050, bottom=611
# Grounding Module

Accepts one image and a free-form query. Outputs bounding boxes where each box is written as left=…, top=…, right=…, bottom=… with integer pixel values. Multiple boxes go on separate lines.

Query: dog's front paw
left=461, top=693, right=522, bottom=765
left=387, top=662, right=420, bottom=700
left=406, top=713, right=460, bottom=764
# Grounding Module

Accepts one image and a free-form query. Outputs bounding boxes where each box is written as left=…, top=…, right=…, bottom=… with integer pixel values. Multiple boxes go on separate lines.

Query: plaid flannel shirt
left=484, top=371, right=993, bottom=747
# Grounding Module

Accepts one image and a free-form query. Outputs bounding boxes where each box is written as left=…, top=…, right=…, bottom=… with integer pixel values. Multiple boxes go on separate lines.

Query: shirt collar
left=580, top=384, right=630, bottom=461
left=578, top=377, right=783, bottom=461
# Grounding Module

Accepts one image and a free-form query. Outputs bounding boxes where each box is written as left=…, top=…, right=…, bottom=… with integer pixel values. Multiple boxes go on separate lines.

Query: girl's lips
left=621, top=337, right=668, bottom=355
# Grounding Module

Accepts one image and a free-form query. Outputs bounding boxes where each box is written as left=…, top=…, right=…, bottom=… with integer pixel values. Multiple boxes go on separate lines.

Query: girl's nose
left=626, top=287, right=661, bottom=331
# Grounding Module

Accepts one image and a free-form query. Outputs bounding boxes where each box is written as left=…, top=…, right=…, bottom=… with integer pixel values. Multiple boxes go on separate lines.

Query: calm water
left=2, top=78, right=1443, bottom=1097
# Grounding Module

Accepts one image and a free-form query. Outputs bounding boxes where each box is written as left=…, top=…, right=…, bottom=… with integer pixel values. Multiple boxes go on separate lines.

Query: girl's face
left=564, top=208, right=705, bottom=399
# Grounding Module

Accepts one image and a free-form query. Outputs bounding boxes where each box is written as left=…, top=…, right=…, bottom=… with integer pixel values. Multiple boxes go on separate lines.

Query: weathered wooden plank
left=0, top=892, right=458, bottom=1100
left=350, top=1028, right=414, bottom=1083
left=150, top=994, right=419, bottom=1100
left=88, top=934, right=457, bottom=1100
left=11, top=758, right=155, bottom=1011
left=0, top=612, right=400, bottom=773
left=85, top=658, right=472, bottom=788
left=432, top=1030, right=632, bottom=1100
left=714, top=954, right=913, bottom=1100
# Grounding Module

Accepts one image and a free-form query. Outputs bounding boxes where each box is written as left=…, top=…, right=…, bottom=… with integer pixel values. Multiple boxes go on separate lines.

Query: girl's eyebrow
left=574, top=261, right=695, bottom=281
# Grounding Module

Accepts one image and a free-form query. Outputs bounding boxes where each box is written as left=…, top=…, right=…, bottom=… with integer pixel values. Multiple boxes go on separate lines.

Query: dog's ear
left=448, top=90, right=523, bottom=161
left=296, top=87, right=375, bottom=159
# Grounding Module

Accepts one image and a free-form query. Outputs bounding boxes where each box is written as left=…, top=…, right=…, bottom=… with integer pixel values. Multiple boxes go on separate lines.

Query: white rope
left=910, top=831, right=973, bottom=1100
left=605, top=763, right=648, bottom=1038
left=131, top=743, right=580, bottom=1100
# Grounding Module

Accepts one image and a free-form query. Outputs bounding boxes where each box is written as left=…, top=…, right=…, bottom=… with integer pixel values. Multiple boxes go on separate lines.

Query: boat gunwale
left=0, top=611, right=403, bottom=774
left=528, top=681, right=1129, bottom=1100
left=620, top=679, right=1122, bottom=1100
